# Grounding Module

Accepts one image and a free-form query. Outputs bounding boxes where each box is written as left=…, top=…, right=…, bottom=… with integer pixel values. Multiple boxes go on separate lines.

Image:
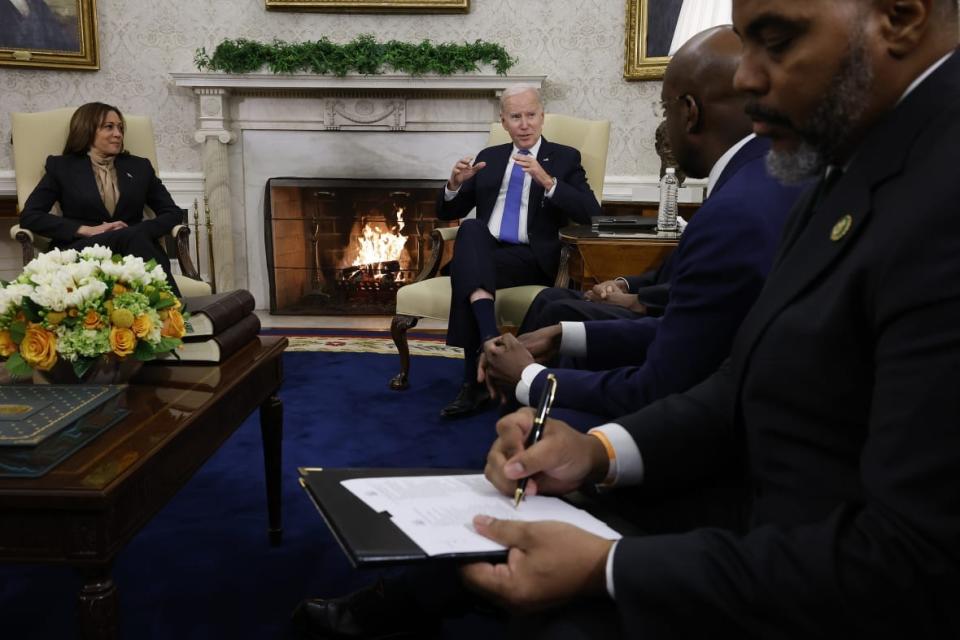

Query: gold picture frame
left=266, top=0, right=469, bottom=12
left=0, top=0, right=99, bottom=70
left=624, top=0, right=681, bottom=81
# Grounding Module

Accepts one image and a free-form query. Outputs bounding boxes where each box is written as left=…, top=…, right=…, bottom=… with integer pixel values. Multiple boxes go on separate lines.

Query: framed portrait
left=624, top=0, right=683, bottom=81
left=266, top=0, right=469, bottom=12
left=0, top=0, right=99, bottom=70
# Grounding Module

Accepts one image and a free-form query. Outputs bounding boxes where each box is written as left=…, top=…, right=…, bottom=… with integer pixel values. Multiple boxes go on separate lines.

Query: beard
left=754, top=27, right=875, bottom=185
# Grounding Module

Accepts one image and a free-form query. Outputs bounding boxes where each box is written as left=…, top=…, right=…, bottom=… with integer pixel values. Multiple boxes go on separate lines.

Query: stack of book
left=590, top=215, right=659, bottom=234
left=161, top=289, right=261, bottom=363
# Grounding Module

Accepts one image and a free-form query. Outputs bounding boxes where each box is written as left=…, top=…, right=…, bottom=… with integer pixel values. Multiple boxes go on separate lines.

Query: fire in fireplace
left=265, top=178, right=456, bottom=315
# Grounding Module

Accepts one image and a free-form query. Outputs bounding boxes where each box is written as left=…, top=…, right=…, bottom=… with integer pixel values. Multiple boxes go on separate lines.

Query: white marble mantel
left=171, top=72, right=546, bottom=307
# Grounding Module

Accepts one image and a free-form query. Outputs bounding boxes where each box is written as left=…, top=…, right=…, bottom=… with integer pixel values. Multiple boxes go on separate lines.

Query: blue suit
left=528, top=137, right=806, bottom=419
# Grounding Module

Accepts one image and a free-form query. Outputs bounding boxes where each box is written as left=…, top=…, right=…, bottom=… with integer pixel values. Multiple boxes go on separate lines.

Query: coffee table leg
left=260, top=393, right=283, bottom=546
left=77, top=565, right=118, bottom=640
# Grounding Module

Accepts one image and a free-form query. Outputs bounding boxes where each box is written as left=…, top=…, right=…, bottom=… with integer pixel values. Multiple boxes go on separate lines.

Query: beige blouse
left=88, top=149, right=119, bottom=216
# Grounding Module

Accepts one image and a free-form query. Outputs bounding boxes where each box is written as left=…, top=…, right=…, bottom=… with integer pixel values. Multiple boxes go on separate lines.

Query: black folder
left=298, top=467, right=507, bottom=567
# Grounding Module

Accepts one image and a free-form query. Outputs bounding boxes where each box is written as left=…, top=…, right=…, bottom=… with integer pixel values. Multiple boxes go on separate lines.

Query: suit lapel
left=114, top=154, right=133, bottom=216
left=71, top=154, right=112, bottom=220
left=730, top=49, right=960, bottom=379
left=530, top=138, right=554, bottom=216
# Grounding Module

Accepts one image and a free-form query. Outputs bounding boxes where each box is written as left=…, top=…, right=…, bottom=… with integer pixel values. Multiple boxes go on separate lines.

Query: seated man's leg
left=444, top=219, right=551, bottom=418
left=521, top=288, right=645, bottom=335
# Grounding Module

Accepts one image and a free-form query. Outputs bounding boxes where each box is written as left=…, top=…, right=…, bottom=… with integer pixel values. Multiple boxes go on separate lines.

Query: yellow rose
left=109, top=327, right=137, bottom=357
left=0, top=330, right=16, bottom=357
left=110, top=308, right=135, bottom=328
left=82, top=309, right=103, bottom=330
left=132, top=314, right=153, bottom=338
left=45, top=311, right=66, bottom=325
left=20, top=325, right=57, bottom=371
left=161, top=309, right=186, bottom=339
left=113, top=283, right=127, bottom=296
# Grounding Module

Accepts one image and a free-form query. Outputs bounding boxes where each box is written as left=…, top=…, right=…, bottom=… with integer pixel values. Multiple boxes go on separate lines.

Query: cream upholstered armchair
left=9, top=107, right=211, bottom=297
left=389, top=113, right=610, bottom=390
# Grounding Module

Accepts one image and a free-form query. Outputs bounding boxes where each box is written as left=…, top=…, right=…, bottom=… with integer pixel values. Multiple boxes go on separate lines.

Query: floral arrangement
left=0, top=246, right=187, bottom=379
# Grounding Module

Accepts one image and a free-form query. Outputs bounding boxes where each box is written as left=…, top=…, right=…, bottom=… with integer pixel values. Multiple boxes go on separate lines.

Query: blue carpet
left=0, top=351, right=504, bottom=639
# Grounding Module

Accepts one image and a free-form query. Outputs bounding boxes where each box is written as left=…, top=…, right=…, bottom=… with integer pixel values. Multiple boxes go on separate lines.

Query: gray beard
left=766, top=26, right=874, bottom=185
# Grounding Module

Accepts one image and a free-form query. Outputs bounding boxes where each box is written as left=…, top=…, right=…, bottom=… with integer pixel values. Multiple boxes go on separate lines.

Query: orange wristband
left=589, top=430, right=617, bottom=485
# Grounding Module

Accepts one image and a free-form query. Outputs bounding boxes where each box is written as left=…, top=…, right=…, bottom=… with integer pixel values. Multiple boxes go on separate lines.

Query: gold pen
left=514, top=373, right=558, bottom=508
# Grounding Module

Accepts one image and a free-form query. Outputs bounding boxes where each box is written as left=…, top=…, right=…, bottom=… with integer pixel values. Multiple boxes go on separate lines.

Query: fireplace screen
left=265, top=178, right=456, bottom=314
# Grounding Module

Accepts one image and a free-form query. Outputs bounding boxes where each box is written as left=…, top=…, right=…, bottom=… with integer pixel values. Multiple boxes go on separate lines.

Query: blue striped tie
left=499, top=149, right=530, bottom=243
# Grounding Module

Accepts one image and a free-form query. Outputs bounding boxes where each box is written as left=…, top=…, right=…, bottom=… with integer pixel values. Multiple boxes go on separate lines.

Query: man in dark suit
left=465, top=0, right=960, bottom=637
left=437, top=85, right=601, bottom=418
left=0, top=0, right=78, bottom=51
left=480, top=27, right=805, bottom=420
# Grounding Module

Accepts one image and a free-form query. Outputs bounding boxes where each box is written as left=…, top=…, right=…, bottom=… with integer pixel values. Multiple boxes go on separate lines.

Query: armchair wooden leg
left=389, top=314, right=419, bottom=390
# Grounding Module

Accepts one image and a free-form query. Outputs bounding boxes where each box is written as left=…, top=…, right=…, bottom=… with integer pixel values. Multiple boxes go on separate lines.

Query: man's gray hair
left=499, top=85, right=544, bottom=113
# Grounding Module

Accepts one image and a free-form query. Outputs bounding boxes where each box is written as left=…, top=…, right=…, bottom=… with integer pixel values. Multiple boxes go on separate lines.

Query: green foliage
left=194, top=35, right=516, bottom=76
left=4, top=353, right=32, bottom=378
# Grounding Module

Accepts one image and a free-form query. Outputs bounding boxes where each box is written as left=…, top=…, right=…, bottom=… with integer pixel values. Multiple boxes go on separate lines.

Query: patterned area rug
left=261, top=330, right=462, bottom=358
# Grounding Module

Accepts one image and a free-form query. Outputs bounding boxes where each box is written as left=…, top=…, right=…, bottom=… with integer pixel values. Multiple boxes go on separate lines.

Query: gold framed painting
left=0, top=0, right=99, bottom=70
left=624, top=0, right=683, bottom=81
left=266, top=0, right=469, bottom=12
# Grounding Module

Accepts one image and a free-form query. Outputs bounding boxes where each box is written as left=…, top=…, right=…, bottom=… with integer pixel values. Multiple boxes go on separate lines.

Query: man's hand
left=459, top=517, right=613, bottom=612
left=448, top=156, right=487, bottom=190
left=516, top=325, right=562, bottom=363
left=584, top=278, right=627, bottom=302
left=479, top=333, right=534, bottom=399
left=77, top=221, right=128, bottom=237
left=512, top=153, right=554, bottom=190
left=591, top=290, right=647, bottom=314
left=483, top=407, right=608, bottom=499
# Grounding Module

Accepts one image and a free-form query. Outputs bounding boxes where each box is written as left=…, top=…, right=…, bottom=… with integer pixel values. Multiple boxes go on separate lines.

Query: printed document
left=341, top=474, right=621, bottom=556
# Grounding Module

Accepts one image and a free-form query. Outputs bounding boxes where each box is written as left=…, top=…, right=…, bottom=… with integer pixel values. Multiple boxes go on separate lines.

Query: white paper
left=341, top=474, right=621, bottom=557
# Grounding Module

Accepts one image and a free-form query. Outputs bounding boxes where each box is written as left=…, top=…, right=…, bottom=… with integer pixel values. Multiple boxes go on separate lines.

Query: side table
left=558, top=225, right=680, bottom=290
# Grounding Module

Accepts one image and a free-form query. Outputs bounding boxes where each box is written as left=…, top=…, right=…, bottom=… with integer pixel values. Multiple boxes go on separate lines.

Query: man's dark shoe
left=291, top=578, right=438, bottom=639
left=440, top=382, right=490, bottom=419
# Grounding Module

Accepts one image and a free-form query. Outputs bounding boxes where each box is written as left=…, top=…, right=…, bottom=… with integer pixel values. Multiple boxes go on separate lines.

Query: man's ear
left=682, top=95, right=701, bottom=134
left=876, top=0, right=933, bottom=57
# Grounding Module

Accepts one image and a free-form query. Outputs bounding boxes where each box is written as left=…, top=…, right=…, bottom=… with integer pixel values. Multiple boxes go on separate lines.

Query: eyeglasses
left=651, top=95, right=687, bottom=119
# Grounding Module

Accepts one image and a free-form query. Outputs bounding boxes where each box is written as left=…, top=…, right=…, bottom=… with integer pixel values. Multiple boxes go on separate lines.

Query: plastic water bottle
left=657, top=168, right=679, bottom=232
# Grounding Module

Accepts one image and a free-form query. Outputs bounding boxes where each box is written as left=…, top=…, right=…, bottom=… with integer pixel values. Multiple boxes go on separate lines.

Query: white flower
left=80, top=245, right=113, bottom=261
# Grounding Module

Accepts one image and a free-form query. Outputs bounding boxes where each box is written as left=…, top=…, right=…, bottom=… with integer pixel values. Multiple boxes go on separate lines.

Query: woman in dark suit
left=19, top=101, right=183, bottom=296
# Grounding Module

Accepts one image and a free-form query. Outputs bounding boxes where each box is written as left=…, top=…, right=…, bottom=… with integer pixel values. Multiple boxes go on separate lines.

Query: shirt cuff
left=545, top=178, right=557, bottom=198
left=588, top=423, right=644, bottom=486
left=444, top=186, right=459, bottom=201
left=605, top=539, right=619, bottom=599
left=558, top=321, right=587, bottom=357
left=516, top=363, right=547, bottom=406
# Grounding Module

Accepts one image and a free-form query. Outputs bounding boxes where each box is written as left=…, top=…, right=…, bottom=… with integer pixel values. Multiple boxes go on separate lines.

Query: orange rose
left=82, top=309, right=103, bottom=330
left=113, top=283, right=127, bottom=296
left=20, top=325, right=57, bottom=371
left=161, top=309, right=186, bottom=339
left=109, top=326, right=137, bottom=357
left=0, top=330, right=16, bottom=357
left=132, top=314, right=153, bottom=338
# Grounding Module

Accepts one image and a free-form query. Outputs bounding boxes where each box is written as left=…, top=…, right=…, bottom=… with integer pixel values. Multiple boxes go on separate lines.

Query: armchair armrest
left=169, top=224, right=202, bottom=281
left=411, top=225, right=460, bottom=283
left=10, top=224, right=48, bottom=266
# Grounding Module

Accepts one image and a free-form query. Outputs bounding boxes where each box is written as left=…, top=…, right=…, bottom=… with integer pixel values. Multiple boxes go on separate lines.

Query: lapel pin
left=831, top=214, right=853, bottom=241
left=126, top=172, right=133, bottom=179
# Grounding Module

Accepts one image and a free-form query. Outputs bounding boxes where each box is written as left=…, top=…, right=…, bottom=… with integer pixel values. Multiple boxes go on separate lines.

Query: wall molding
left=0, top=170, right=703, bottom=206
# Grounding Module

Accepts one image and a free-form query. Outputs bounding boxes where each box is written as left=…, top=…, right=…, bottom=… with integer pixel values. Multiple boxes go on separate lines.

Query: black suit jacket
left=610, top=50, right=960, bottom=638
left=20, top=153, right=182, bottom=248
left=436, top=138, right=600, bottom=277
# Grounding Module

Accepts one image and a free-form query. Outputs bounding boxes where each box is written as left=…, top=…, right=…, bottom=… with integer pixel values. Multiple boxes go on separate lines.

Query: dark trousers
left=446, top=219, right=553, bottom=351
left=65, top=224, right=182, bottom=297
left=518, top=286, right=645, bottom=335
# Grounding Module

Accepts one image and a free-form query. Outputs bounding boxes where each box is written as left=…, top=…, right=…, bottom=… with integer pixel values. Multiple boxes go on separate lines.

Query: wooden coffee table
left=0, top=336, right=287, bottom=639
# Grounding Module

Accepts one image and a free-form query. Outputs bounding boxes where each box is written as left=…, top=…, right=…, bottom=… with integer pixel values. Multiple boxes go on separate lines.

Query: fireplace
left=265, top=178, right=456, bottom=314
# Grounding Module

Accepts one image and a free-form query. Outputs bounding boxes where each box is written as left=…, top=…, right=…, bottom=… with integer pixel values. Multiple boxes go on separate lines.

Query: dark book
left=159, top=313, right=261, bottom=363
left=183, top=289, right=256, bottom=338
left=590, top=215, right=658, bottom=232
left=0, top=385, right=126, bottom=447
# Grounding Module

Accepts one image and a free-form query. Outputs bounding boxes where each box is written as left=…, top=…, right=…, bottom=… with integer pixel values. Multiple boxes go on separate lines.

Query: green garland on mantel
left=194, top=35, right=516, bottom=76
